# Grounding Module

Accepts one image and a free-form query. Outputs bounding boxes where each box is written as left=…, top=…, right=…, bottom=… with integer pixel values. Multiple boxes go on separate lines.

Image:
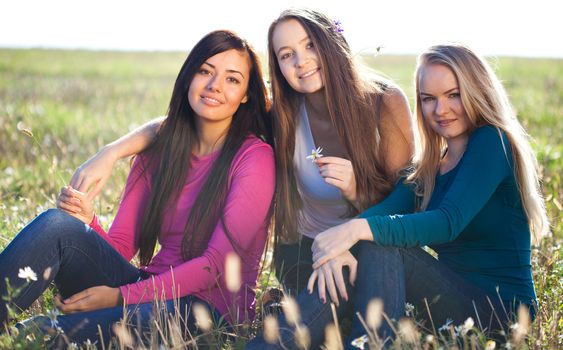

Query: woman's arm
left=91, top=155, right=151, bottom=259
left=119, top=142, right=276, bottom=304
left=312, top=126, right=512, bottom=265
left=70, top=116, right=164, bottom=198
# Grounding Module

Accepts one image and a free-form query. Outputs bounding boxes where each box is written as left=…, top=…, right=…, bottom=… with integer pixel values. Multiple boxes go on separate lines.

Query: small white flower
left=405, top=302, right=415, bottom=317
left=47, top=308, right=60, bottom=328
left=18, top=267, right=37, bottom=282
left=438, top=318, right=453, bottom=332
left=461, top=317, right=474, bottom=335
left=425, top=334, right=434, bottom=343
left=350, top=334, right=369, bottom=349
left=305, top=147, right=324, bottom=162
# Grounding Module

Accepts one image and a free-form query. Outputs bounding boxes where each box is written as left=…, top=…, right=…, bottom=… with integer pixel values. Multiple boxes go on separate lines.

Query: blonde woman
left=310, top=43, right=549, bottom=342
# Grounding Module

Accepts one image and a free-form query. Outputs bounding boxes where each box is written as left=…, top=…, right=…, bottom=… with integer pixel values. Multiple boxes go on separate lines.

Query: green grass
left=0, top=48, right=561, bottom=349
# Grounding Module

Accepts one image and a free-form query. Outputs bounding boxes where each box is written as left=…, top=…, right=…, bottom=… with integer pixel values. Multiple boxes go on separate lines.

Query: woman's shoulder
left=235, top=135, right=275, bottom=163
left=468, top=125, right=509, bottom=148
left=467, top=125, right=513, bottom=164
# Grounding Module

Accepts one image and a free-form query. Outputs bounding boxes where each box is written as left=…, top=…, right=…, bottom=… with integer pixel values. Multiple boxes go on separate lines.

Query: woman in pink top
left=0, top=30, right=275, bottom=347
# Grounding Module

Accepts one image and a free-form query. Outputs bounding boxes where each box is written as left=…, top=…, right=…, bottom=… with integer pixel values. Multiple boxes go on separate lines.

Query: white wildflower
left=18, top=266, right=37, bottom=282
left=306, top=147, right=324, bottom=162
left=350, top=334, right=369, bottom=349
left=461, top=317, right=474, bottom=335
left=404, top=302, right=415, bottom=317
left=47, top=308, right=60, bottom=328
left=438, top=318, right=453, bottom=332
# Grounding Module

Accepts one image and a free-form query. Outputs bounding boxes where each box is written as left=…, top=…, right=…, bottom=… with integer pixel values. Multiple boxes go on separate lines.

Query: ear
left=241, top=95, right=248, bottom=104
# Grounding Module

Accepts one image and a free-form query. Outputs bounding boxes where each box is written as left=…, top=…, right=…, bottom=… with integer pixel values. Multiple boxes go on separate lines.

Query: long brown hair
left=268, top=8, right=395, bottom=243
left=138, top=30, right=272, bottom=265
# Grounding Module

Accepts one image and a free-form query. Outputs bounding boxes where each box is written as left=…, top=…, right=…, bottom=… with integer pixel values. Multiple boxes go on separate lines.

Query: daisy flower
left=18, top=266, right=37, bottom=282
left=306, top=147, right=324, bottom=162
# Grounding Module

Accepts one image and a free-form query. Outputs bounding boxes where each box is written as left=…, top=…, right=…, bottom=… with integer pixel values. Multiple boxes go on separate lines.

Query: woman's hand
left=56, top=186, right=94, bottom=224
left=312, top=219, right=373, bottom=269
left=307, top=250, right=357, bottom=307
left=55, top=286, right=122, bottom=313
left=70, top=146, right=119, bottom=200
left=315, top=157, right=358, bottom=206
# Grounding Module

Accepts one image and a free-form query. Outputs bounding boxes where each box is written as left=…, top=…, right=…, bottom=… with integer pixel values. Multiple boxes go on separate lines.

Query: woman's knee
left=353, top=241, right=402, bottom=264
left=26, top=209, right=85, bottom=242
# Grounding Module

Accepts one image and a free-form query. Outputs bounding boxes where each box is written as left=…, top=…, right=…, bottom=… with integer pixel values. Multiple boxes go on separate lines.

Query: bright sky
left=1, top=0, right=562, bottom=58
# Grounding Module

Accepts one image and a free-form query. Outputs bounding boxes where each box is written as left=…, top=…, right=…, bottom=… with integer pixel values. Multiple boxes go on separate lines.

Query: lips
left=200, top=95, right=223, bottom=106
left=298, top=67, right=320, bottom=79
left=437, top=119, right=456, bottom=127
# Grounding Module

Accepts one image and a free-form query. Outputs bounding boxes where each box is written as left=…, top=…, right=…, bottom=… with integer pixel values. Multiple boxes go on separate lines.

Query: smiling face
left=187, top=49, right=250, bottom=126
left=419, top=64, right=472, bottom=141
left=272, top=19, right=324, bottom=94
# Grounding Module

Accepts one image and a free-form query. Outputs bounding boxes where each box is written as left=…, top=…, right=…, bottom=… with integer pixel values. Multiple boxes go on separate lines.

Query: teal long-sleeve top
left=359, top=125, right=536, bottom=306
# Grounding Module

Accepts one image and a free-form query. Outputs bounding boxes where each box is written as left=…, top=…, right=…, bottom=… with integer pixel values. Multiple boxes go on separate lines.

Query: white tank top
left=294, top=102, right=350, bottom=238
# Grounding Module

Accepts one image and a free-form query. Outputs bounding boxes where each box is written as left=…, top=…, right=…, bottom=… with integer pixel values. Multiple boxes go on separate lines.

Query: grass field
left=0, top=48, right=561, bottom=349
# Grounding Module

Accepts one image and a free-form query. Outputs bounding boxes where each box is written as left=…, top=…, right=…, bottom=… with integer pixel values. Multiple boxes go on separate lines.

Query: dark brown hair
left=138, top=30, right=272, bottom=265
left=267, top=8, right=394, bottom=243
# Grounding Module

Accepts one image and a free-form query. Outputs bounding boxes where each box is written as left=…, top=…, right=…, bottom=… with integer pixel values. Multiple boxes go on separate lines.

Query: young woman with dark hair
left=0, top=30, right=275, bottom=346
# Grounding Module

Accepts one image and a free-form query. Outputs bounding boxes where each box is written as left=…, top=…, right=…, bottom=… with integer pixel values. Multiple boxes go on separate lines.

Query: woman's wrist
left=99, top=143, right=121, bottom=163
left=351, top=218, right=374, bottom=242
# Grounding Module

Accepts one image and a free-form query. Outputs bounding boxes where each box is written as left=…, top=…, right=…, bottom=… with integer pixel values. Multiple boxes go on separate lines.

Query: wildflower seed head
left=324, top=323, right=342, bottom=350
left=264, top=315, right=280, bottom=344
left=193, top=303, right=213, bottom=331
left=512, top=304, right=530, bottom=343
left=281, top=295, right=301, bottom=326
left=398, top=318, right=419, bottom=344
left=43, top=267, right=52, bottom=281
left=366, top=298, right=383, bottom=330
left=225, top=252, right=241, bottom=292
left=294, top=325, right=311, bottom=350
left=17, top=121, right=34, bottom=138
left=112, top=321, right=133, bottom=348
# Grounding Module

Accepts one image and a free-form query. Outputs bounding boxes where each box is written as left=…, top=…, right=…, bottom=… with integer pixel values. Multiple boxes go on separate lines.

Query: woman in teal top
left=310, top=43, right=550, bottom=342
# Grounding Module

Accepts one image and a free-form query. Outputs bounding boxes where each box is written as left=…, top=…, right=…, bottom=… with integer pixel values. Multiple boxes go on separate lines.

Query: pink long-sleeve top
left=88, top=136, right=275, bottom=323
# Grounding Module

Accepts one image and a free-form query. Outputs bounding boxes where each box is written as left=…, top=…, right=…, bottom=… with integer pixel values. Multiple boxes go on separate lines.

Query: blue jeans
left=0, top=209, right=218, bottom=346
left=249, top=240, right=510, bottom=349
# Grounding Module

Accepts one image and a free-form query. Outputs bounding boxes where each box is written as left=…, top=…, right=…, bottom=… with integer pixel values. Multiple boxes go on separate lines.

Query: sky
left=1, top=0, right=562, bottom=58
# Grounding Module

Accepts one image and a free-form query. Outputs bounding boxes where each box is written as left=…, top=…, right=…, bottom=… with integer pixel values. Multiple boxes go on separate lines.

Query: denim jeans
left=249, top=239, right=510, bottom=349
left=0, top=209, right=217, bottom=346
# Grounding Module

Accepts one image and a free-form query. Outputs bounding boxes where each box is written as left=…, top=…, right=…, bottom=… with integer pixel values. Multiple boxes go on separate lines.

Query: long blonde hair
left=409, top=43, right=549, bottom=244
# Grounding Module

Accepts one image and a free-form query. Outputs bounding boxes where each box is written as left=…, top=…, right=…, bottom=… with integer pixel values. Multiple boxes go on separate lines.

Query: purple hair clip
left=333, top=20, right=344, bottom=33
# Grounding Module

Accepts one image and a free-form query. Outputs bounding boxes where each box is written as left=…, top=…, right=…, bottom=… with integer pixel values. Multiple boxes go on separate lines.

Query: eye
left=306, top=41, right=314, bottom=49
left=421, top=96, right=435, bottom=103
left=198, top=68, right=212, bottom=75
left=227, top=76, right=241, bottom=84
left=449, top=92, right=461, bottom=99
left=279, top=51, right=293, bottom=60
